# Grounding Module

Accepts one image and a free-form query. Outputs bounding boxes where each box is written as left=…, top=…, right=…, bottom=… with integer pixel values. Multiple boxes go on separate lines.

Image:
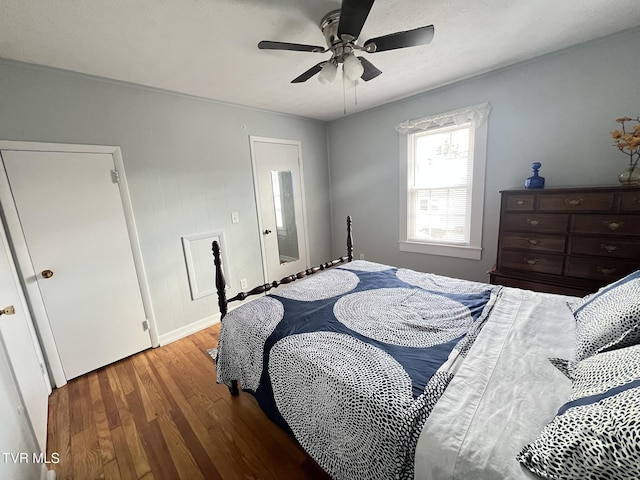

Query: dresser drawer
left=489, top=272, right=591, bottom=296
left=572, top=215, right=640, bottom=235
left=620, top=191, right=640, bottom=212
left=538, top=192, right=614, bottom=212
left=566, top=257, right=640, bottom=282
left=504, top=194, right=535, bottom=211
left=571, top=237, right=640, bottom=259
left=502, top=213, right=569, bottom=233
left=501, top=233, right=566, bottom=253
left=499, top=250, right=564, bottom=275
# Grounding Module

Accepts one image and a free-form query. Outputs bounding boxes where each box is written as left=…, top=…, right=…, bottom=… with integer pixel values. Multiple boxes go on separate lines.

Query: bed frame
left=212, top=215, right=354, bottom=395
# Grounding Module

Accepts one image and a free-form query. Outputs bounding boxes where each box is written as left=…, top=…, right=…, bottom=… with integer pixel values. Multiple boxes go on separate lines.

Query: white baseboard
left=157, top=314, right=221, bottom=346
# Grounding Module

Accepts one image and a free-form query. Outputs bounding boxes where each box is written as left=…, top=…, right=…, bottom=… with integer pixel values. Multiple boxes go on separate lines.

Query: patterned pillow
left=517, top=345, right=640, bottom=480
left=572, top=270, right=640, bottom=361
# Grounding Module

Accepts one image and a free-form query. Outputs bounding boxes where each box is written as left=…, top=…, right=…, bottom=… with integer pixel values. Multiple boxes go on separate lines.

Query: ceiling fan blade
left=337, top=0, right=375, bottom=40
left=358, top=57, right=382, bottom=81
left=363, top=25, right=435, bottom=53
left=258, top=40, right=325, bottom=53
left=291, top=62, right=325, bottom=83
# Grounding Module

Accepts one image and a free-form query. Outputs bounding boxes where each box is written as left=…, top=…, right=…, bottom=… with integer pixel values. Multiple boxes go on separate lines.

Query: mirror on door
left=271, top=170, right=300, bottom=264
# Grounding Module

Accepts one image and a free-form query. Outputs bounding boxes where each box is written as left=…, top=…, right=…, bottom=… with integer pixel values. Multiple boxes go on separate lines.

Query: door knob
left=0, top=305, right=15, bottom=316
left=41, top=269, right=54, bottom=279
left=263, top=229, right=272, bottom=235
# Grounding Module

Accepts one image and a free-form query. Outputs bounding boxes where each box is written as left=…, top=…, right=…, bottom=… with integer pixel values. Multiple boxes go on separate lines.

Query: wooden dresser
left=489, top=186, right=640, bottom=296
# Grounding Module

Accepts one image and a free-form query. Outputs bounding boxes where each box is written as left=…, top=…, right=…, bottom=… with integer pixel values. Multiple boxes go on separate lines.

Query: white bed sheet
left=415, top=287, right=577, bottom=480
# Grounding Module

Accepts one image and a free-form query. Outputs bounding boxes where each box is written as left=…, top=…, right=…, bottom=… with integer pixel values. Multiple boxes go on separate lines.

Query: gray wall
left=0, top=60, right=331, bottom=340
left=327, top=27, right=640, bottom=282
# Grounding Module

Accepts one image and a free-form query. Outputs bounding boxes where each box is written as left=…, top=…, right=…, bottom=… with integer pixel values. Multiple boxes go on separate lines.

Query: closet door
left=0, top=220, right=50, bottom=452
left=0, top=338, right=43, bottom=480
left=250, top=137, right=310, bottom=281
left=1, top=149, right=152, bottom=380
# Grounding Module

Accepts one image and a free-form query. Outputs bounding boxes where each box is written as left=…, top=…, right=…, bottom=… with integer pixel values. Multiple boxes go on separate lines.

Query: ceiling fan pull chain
left=343, top=73, right=347, bottom=115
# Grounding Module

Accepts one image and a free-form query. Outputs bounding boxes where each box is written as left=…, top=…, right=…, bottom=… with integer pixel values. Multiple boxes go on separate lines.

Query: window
left=397, top=103, right=491, bottom=260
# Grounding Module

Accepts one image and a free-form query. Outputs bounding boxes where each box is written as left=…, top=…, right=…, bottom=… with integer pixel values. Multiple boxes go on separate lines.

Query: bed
left=211, top=217, right=640, bottom=480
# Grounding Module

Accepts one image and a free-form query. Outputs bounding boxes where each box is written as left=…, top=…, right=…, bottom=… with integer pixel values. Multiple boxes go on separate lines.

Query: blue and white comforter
left=216, top=261, right=501, bottom=480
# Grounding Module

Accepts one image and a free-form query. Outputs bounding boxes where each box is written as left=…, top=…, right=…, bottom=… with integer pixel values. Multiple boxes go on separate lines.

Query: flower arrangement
left=611, top=116, right=640, bottom=166
left=610, top=117, right=640, bottom=185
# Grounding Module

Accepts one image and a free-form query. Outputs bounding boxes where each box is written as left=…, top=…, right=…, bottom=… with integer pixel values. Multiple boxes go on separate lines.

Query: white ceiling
left=1, top=0, right=639, bottom=122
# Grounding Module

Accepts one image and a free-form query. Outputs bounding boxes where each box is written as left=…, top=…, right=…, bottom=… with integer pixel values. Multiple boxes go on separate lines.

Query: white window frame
left=397, top=103, right=491, bottom=260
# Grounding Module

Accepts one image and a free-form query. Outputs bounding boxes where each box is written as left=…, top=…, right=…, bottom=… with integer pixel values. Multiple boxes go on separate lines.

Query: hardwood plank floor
left=47, top=324, right=331, bottom=480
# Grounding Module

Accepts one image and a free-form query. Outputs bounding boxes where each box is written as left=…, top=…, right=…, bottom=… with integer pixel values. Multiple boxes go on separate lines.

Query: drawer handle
left=600, top=244, right=618, bottom=253
left=527, top=239, right=540, bottom=246
left=597, top=266, right=617, bottom=275
left=565, top=198, right=584, bottom=206
left=516, top=200, right=527, bottom=206
left=524, top=258, right=539, bottom=266
left=605, top=221, right=624, bottom=231
left=526, top=219, right=541, bottom=226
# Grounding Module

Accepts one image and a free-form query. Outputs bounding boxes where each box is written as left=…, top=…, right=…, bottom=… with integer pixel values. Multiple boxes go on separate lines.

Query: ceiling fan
left=258, top=0, right=435, bottom=85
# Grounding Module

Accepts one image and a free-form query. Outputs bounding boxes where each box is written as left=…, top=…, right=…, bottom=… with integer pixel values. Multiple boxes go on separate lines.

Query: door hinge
left=142, top=320, right=149, bottom=332
left=111, top=169, right=120, bottom=184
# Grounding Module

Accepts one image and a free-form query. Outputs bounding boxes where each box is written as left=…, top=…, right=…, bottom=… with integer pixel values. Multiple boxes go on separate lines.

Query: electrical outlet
left=360, top=254, right=365, bottom=260
left=240, top=278, right=248, bottom=290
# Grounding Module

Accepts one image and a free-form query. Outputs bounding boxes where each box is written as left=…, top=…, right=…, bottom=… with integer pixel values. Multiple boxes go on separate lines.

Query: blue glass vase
left=525, top=162, right=545, bottom=189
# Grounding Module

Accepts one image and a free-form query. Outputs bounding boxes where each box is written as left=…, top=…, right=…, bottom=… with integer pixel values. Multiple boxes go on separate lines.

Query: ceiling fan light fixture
left=318, top=61, right=338, bottom=85
left=260, top=1, right=435, bottom=88
left=343, top=53, right=364, bottom=81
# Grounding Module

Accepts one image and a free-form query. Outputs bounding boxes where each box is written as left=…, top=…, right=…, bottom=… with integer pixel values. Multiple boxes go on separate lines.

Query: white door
left=251, top=137, right=309, bottom=281
left=2, top=150, right=152, bottom=380
left=0, top=221, right=50, bottom=453
left=0, top=338, right=43, bottom=480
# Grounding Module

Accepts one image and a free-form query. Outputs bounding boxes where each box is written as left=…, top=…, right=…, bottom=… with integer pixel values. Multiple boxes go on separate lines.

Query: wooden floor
left=46, top=324, right=331, bottom=480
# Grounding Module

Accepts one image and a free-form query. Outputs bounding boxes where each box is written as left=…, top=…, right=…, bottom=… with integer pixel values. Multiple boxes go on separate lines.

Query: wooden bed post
left=211, top=240, right=239, bottom=396
left=211, top=241, right=227, bottom=319
left=347, top=215, right=353, bottom=262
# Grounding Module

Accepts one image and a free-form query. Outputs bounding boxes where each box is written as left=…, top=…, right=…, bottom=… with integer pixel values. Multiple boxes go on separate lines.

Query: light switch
left=231, top=212, right=239, bottom=224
